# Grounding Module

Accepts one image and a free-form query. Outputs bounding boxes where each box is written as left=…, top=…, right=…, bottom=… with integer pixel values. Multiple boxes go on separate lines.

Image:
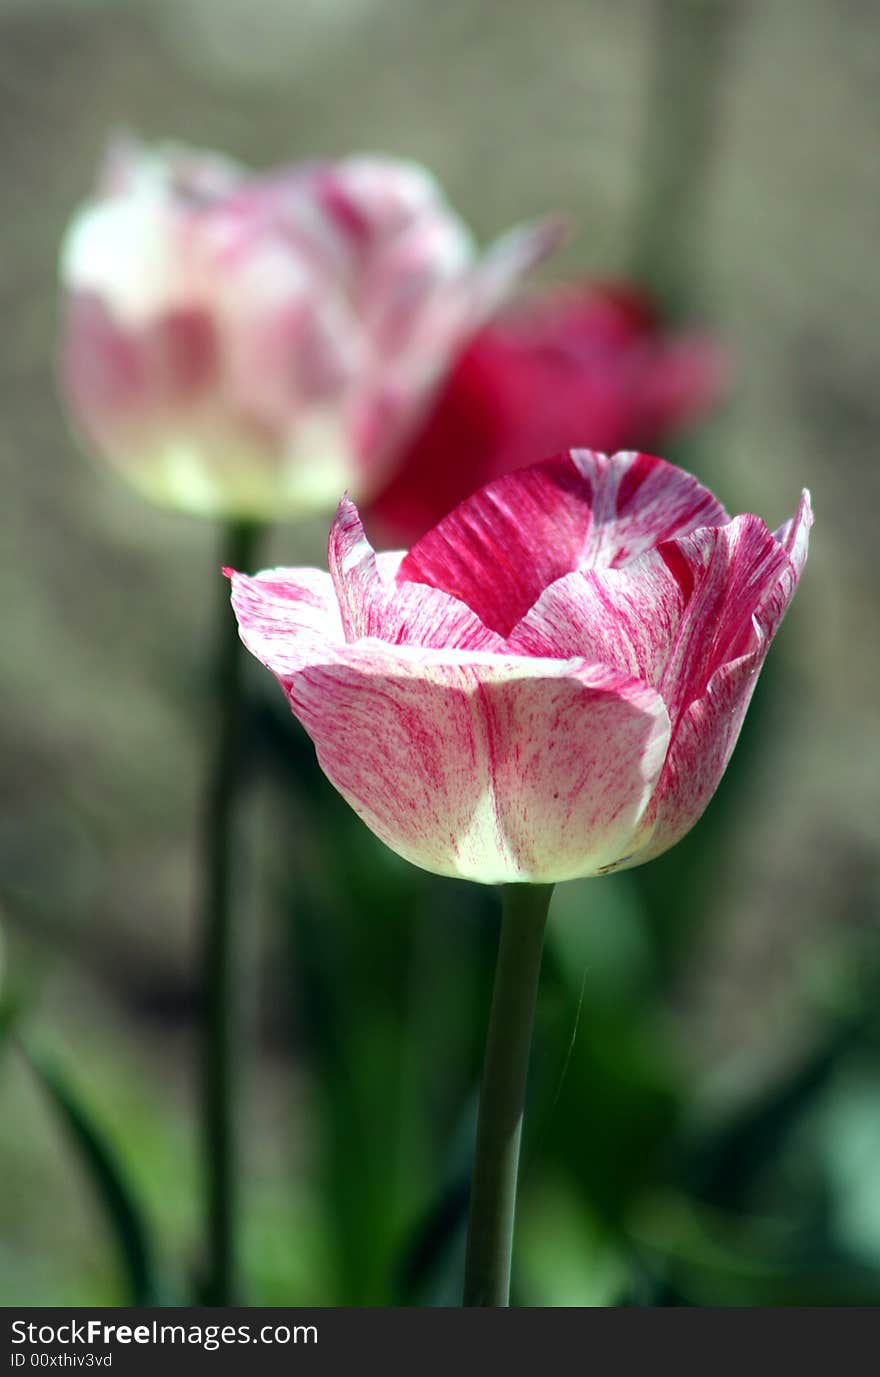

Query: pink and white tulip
left=229, top=451, right=811, bottom=884
left=60, top=136, right=560, bottom=519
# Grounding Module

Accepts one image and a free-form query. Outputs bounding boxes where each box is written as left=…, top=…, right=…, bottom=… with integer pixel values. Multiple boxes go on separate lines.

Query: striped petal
left=228, top=566, right=344, bottom=680
left=282, top=646, right=670, bottom=883
left=774, top=488, right=813, bottom=593
left=398, top=450, right=727, bottom=636
left=328, top=496, right=504, bottom=651
left=504, top=550, right=685, bottom=686
left=505, top=506, right=806, bottom=710
left=625, top=491, right=814, bottom=865
left=656, top=513, right=794, bottom=724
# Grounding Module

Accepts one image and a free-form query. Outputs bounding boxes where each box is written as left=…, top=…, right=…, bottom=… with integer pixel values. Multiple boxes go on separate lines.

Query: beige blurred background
left=1, top=0, right=878, bottom=1300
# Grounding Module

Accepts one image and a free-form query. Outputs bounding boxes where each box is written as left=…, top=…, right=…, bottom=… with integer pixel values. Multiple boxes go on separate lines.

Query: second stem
left=201, top=518, right=263, bottom=1306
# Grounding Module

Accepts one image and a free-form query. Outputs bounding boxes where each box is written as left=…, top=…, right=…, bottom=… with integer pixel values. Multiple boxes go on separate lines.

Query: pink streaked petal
left=657, top=514, right=792, bottom=722
left=328, top=496, right=505, bottom=651
left=327, top=494, right=382, bottom=640
left=227, top=566, right=344, bottom=680
left=283, top=649, right=670, bottom=883
left=62, top=293, right=147, bottom=418
left=319, top=156, right=465, bottom=242
left=623, top=638, right=766, bottom=867
left=624, top=492, right=812, bottom=867
left=383, top=584, right=508, bottom=653
left=97, top=132, right=242, bottom=204
left=398, top=450, right=727, bottom=637
left=374, top=549, right=407, bottom=581
left=470, top=661, right=670, bottom=883
left=755, top=489, right=813, bottom=644
left=774, top=488, right=813, bottom=587
left=504, top=550, right=685, bottom=686
left=569, top=448, right=728, bottom=567
left=397, top=452, right=596, bottom=637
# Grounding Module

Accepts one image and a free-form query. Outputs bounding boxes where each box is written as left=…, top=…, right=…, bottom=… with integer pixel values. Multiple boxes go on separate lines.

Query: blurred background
left=2, top=0, right=879, bottom=1306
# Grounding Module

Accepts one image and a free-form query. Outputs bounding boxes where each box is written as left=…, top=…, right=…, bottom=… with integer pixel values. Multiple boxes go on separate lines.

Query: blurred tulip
left=60, top=136, right=561, bottom=519
left=229, top=449, right=811, bottom=884
left=367, top=284, right=727, bottom=543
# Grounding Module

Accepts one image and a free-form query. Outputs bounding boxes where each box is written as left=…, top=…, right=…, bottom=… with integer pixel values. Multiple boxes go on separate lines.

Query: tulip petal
left=62, top=192, right=189, bottom=328
left=327, top=496, right=505, bottom=651
left=282, top=647, right=670, bottom=883
left=774, top=488, right=813, bottom=585
left=626, top=493, right=813, bottom=865
left=504, top=551, right=686, bottom=685
left=622, top=646, right=766, bottom=867
left=467, top=662, right=670, bottom=883
left=509, top=508, right=806, bottom=715
left=228, top=566, right=344, bottom=679
left=656, top=513, right=793, bottom=724
left=398, top=450, right=727, bottom=635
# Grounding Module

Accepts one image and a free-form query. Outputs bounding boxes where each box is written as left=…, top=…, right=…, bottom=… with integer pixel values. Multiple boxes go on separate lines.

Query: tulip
left=230, top=449, right=810, bottom=884
left=229, top=447, right=811, bottom=1306
left=60, top=135, right=561, bottom=519
left=367, top=283, right=727, bottom=543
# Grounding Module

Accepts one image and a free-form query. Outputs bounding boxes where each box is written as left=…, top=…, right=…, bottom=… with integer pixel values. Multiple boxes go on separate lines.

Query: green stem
left=200, top=518, right=263, bottom=1306
left=463, top=883, right=554, bottom=1307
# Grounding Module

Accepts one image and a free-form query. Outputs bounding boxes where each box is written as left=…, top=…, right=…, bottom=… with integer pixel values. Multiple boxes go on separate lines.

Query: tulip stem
left=463, top=882, right=553, bottom=1306
left=201, top=518, right=264, bottom=1306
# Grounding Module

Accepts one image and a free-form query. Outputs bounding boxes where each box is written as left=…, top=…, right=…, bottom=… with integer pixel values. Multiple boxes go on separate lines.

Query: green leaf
left=20, top=1036, right=160, bottom=1305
